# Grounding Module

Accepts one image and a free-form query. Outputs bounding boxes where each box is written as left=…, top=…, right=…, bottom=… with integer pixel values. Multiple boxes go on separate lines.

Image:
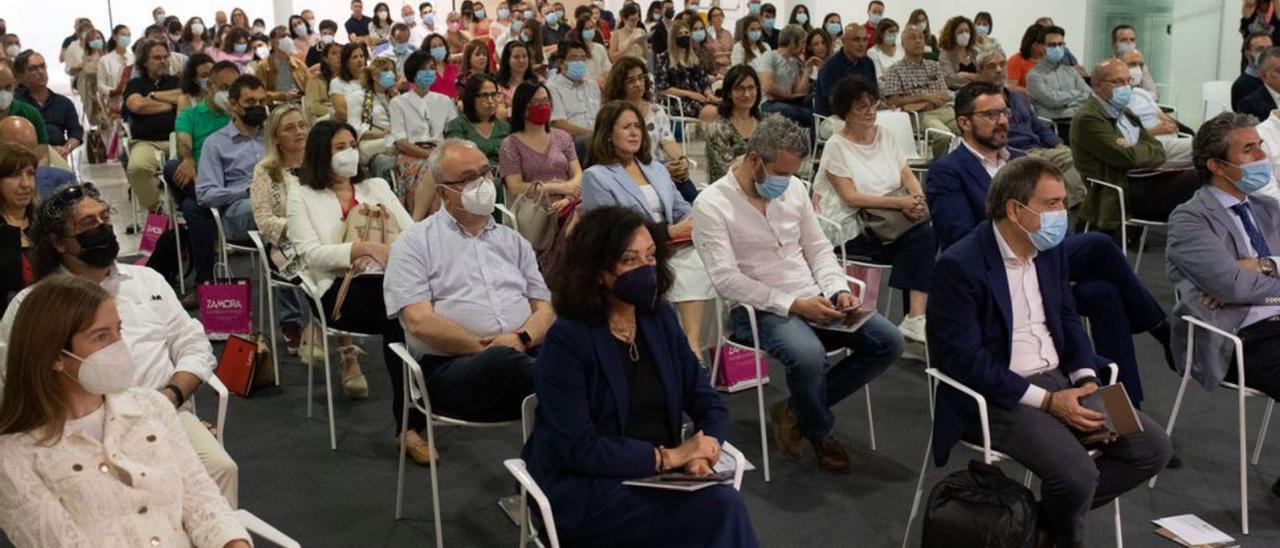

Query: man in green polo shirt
left=169, top=61, right=237, bottom=193
left=0, top=63, right=49, bottom=145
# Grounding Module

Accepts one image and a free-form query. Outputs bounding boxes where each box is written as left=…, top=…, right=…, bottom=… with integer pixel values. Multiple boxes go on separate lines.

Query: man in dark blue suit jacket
left=928, top=156, right=1171, bottom=546
left=813, top=24, right=876, bottom=117
left=1237, top=47, right=1280, bottom=122
left=1232, top=33, right=1272, bottom=111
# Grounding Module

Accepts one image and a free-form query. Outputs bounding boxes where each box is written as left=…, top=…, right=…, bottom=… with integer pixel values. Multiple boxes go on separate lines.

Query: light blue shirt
left=1209, top=185, right=1280, bottom=327
left=195, top=123, right=266, bottom=208
left=383, top=207, right=551, bottom=357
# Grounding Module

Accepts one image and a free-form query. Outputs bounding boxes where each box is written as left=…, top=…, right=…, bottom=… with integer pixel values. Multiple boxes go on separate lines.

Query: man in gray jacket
left=1026, top=25, right=1091, bottom=120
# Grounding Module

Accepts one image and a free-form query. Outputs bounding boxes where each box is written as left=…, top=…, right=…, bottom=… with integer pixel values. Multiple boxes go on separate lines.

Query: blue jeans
left=730, top=308, right=903, bottom=441
left=760, top=99, right=813, bottom=130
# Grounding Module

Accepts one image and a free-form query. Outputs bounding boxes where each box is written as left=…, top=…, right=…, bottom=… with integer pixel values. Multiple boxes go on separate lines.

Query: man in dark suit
left=928, top=82, right=1172, bottom=409
left=1233, top=32, right=1273, bottom=111
left=928, top=156, right=1172, bottom=546
left=1238, top=46, right=1280, bottom=122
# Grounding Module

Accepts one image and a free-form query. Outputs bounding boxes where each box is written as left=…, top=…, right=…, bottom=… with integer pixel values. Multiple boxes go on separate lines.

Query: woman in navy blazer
left=522, top=206, right=758, bottom=548
left=580, top=100, right=716, bottom=357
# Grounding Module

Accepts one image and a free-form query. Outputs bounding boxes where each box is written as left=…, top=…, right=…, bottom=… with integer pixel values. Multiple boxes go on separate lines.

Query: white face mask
left=448, top=176, right=497, bottom=216
left=278, top=38, right=296, bottom=54
left=320, top=34, right=336, bottom=45
left=255, top=45, right=270, bottom=59
left=0, top=90, right=13, bottom=110
left=192, top=23, right=206, bottom=35
left=1128, top=66, right=1143, bottom=85
left=4, top=45, right=20, bottom=58
left=956, top=32, right=971, bottom=47
left=331, top=148, right=360, bottom=177
left=63, top=340, right=138, bottom=395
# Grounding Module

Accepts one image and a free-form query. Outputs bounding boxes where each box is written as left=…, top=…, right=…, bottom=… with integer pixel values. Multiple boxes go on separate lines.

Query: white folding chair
left=1148, top=315, right=1274, bottom=535
left=903, top=364, right=1124, bottom=548
left=1202, top=80, right=1232, bottom=121
left=804, top=188, right=898, bottom=320
left=709, top=274, right=876, bottom=483
left=1083, top=178, right=1167, bottom=275
left=154, top=150, right=187, bottom=294
left=246, top=231, right=297, bottom=386
left=923, top=127, right=959, bottom=161
left=234, top=509, right=302, bottom=548
left=298, top=280, right=369, bottom=450
left=877, top=111, right=925, bottom=165
left=387, top=343, right=519, bottom=548
left=199, top=375, right=230, bottom=445
left=211, top=209, right=268, bottom=336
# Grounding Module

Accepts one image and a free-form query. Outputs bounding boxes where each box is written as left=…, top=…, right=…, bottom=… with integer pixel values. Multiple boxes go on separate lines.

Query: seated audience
left=329, top=44, right=371, bottom=136
left=2, top=183, right=241, bottom=504
left=304, top=42, right=343, bottom=123
left=171, top=61, right=238, bottom=217
left=1119, top=50, right=1192, bottom=168
left=1239, top=47, right=1280, bottom=122
left=1026, top=26, right=1091, bottom=120
left=287, top=16, right=313, bottom=60
left=14, top=51, right=83, bottom=161
left=1234, top=32, right=1273, bottom=111
left=211, top=27, right=255, bottom=72
left=455, top=39, right=496, bottom=96
left=732, top=15, right=770, bottom=66
left=1072, top=59, right=1167, bottom=237
left=928, top=82, right=1172, bottom=408
left=188, top=75, right=269, bottom=288
left=0, top=275, right=251, bottom=547
left=255, top=26, right=309, bottom=106
left=445, top=74, right=511, bottom=208
left=609, top=3, right=646, bottom=63
left=547, top=41, right=601, bottom=159
left=381, top=23, right=416, bottom=79
left=391, top=49, right=459, bottom=218
left=0, top=117, right=74, bottom=198
left=288, top=120, right=414, bottom=401
left=938, top=16, right=978, bottom=91
left=814, top=24, right=875, bottom=118
left=384, top=139, right=550, bottom=463
left=906, top=9, right=938, bottom=60
left=95, top=26, right=134, bottom=118
left=0, top=142, right=35, bottom=313
left=72, top=30, right=106, bottom=124
left=123, top=39, right=183, bottom=212
left=812, top=76, right=934, bottom=345
left=582, top=100, right=714, bottom=355
left=179, top=17, right=209, bottom=58
left=356, top=56, right=397, bottom=167
left=927, top=156, right=1172, bottom=547
left=706, top=65, right=762, bottom=184
left=250, top=105, right=311, bottom=352
left=868, top=18, right=902, bottom=79
left=522, top=206, right=758, bottom=547
left=693, top=115, right=903, bottom=473
left=752, top=24, right=816, bottom=129
left=656, top=20, right=719, bottom=122
left=705, top=7, right=734, bottom=74
left=603, top=57, right=696, bottom=202
left=880, top=26, right=952, bottom=135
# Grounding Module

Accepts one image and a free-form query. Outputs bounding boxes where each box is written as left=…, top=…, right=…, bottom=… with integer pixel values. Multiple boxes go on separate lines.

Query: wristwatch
left=1262, top=258, right=1276, bottom=277
left=517, top=330, right=532, bottom=348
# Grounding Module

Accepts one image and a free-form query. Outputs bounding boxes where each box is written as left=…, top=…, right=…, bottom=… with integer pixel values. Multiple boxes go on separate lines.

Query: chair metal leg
left=1251, top=399, right=1274, bottom=466
left=901, top=378, right=936, bottom=548
left=865, top=386, right=877, bottom=451
left=1133, top=225, right=1149, bottom=275
left=1114, top=498, right=1123, bottom=548
left=264, top=278, right=281, bottom=386
left=320, top=322, right=337, bottom=450
left=426, top=416, right=445, bottom=548
left=755, top=370, right=771, bottom=482
left=395, top=367, right=410, bottom=520
left=1238, top=387, right=1250, bottom=535
left=1149, top=335, right=1196, bottom=489
left=517, top=485, right=530, bottom=548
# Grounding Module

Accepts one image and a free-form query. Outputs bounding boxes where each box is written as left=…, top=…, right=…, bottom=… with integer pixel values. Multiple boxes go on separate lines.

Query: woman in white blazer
left=0, top=275, right=250, bottom=548
left=580, top=101, right=714, bottom=356
left=288, top=120, right=415, bottom=400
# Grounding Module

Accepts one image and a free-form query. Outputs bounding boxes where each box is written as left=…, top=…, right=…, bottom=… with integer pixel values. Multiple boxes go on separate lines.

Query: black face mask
left=664, top=9, right=675, bottom=20
left=73, top=224, right=120, bottom=268
left=675, top=36, right=691, bottom=49
left=240, top=105, right=268, bottom=128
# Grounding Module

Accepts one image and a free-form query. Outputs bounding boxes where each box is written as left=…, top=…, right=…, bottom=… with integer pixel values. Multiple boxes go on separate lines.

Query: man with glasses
left=1119, top=50, right=1192, bottom=168
left=123, top=40, right=183, bottom=213
left=814, top=24, right=876, bottom=118
left=1026, top=26, right=1091, bottom=120
left=880, top=26, right=953, bottom=136
left=0, top=64, right=52, bottom=150
left=12, top=51, right=82, bottom=165
left=929, top=82, right=1172, bottom=410
left=383, top=139, right=552, bottom=464
left=1233, top=32, right=1273, bottom=111
left=0, top=183, right=240, bottom=507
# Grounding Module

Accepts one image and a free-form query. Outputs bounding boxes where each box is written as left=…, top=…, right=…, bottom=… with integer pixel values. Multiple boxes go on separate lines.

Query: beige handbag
left=511, top=183, right=558, bottom=252
left=330, top=203, right=402, bottom=321
left=856, top=187, right=929, bottom=244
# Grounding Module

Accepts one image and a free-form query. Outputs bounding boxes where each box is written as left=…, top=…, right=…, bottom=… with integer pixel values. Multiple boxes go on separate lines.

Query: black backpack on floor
left=921, top=460, right=1039, bottom=548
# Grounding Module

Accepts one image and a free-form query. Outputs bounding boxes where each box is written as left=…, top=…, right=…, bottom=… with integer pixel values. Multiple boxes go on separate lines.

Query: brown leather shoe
left=770, top=401, right=805, bottom=460
left=401, top=431, right=438, bottom=465
left=813, top=435, right=851, bottom=473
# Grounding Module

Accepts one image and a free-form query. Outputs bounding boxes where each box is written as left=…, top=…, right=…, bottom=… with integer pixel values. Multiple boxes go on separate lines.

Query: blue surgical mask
left=546, top=12, right=560, bottom=25
left=1109, top=84, right=1133, bottom=110
left=1045, top=45, right=1065, bottom=63
left=583, top=29, right=596, bottom=41
left=234, top=43, right=248, bottom=54
left=795, top=14, right=808, bottom=25
left=394, top=42, right=412, bottom=55
left=520, top=31, right=532, bottom=43
left=294, top=24, right=308, bottom=36
left=754, top=164, right=790, bottom=200
left=474, top=9, right=486, bottom=19
left=1226, top=159, right=1275, bottom=194
left=425, top=13, right=436, bottom=26
left=378, top=71, right=396, bottom=88
left=748, top=30, right=763, bottom=43
left=975, top=24, right=991, bottom=37
left=118, top=35, right=132, bottom=49
left=1016, top=203, right=1068, bottom=251
left=524, top=9, right=535, bottom=19
left=431, top=45, right=448, bottom=61
left=498, top=8, right=510, bottom=20
left=415, top=69, right=437, bottom=89
left=826, top=23, right=842, bottom=36
left=566, top=60, right=588, bottom=80
left=692, top=29, right=706, bottom=43
left=869, top=14, right=883, bottom=25
left=762, top=18, right=776, bottom=29
left=1116, top=42, right=1136, bottom=53
left=749, top=3, right=762, bottom=14
left=884, top=33, right=898, bottom=46
left=512, top=20, right=525, bottom=32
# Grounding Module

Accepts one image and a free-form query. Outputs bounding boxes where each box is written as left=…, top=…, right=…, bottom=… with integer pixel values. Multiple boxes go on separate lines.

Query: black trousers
left=843, top=221, right=937, bottom=294
left=417, top=346, right=536, bottom=426
left=1226, top=316, right=1280, bottom=400
left=319, top=275, right=408, bottom=433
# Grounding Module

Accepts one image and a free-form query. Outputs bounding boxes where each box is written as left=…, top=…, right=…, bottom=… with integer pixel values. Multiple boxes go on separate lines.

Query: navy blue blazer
left=1238, top=86, right=1278, bottom=123
left=521, top=302, right=729, bottom=530
left=926, top=145, right=1026, bottom=250
left=926, top=220, right=1097, bottom=466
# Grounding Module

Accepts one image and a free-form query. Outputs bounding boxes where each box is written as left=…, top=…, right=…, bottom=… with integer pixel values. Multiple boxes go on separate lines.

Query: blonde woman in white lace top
left=0, top=275, right=249, bottom=548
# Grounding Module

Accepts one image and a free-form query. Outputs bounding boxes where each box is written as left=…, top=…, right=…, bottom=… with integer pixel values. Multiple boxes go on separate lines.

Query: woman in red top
left=0, top=142, right=37, bottom=315
left=1006, top=24, right=1045, bottom=92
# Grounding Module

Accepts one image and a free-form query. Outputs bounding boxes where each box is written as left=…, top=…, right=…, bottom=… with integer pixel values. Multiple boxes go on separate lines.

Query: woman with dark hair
left=938, top=16, right=978, bottom=90
left=287, top=15, right=314, bottom=59
left=788, top=4, right=813, bottom=31
left=821, top=13, right=843, bottom=40
left=370, top=2, right=395, bottom=47
left=907, top=8, right=938, bottom=60
left=231, top=8, right=250, bottom=30
left=705, top=7, right=733, bottom=73
left=868, top=18, right=902, bottom=78
left=731, top=15, right=770, bottom=66
left=455, top=39, right=495, bottom=95
left=392, top=49, right=460, bottom=218
left=0, top=276, right=251, bottom=547
left=608, top=3, right=646, bottom=63
left=329, top=43, right=370, bottom=128
left=516, top=18, right=548, bottom=72
left=522, top=205, right=757, bottom=548
left=210, top=26, right=254, bottom=72
left=96, top=25, right=133, bottom=114
left=972, top=11, right=1002, bottom=55
left=1007, top=24, right=1044, bottom=91
left=603, top=57, right=693, bottom=201
left=424, top=33, right=462, bottom=98
left=497, top=41, right=540, bottom=118
left=705, top=64, right=761, bottom=182
left=176, top=53, right=215, bottom=113
left=0, top=143, right=36, bottom=314
left=445, top=74, right=511, bottom=211
left=288, top=120, right=414, bottom=400
left=656, top=19, right=718, bottom=121
left=581, top=101, right=714, bottom=354
left=179, top=17, right=209, bottom=57
left=811, top=75, right=933, bottom=344
left=499, top=81, right=581, bottom=272
left=304, top=41, right=343, bottom=122
left=571, top=13, right=612, bottom=85
left=804, top=27, right=832, bottom=84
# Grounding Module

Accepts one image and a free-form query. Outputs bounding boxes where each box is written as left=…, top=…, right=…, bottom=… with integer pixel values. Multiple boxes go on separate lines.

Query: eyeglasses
left=475, top=91, right=500, bottom=100
left=961, top=108, right=1011, bottom=122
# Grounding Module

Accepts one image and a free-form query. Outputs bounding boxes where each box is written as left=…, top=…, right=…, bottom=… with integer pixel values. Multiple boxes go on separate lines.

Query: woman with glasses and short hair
left=446, top=74, right=512, bottom=213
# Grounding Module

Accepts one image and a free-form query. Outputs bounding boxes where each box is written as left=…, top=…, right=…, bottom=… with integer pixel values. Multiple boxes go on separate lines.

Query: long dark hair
left=319, top=42, right=343, bottom=81
left=551, top=206, right=674, bottom=324
left=586, top=101, right=652, bottom=168
left=300, top=120, right=366, bottom=190
left=510, top=81, right=551, bottom=133
left=179, top=53, right=214, bottom=96
left=461, top=74, right=499, bottom=123
left=717, top=64, right=761, bottom=120
left=497, top=41, right=538, bottom=88
left=603, top=56, right=650, bottom=103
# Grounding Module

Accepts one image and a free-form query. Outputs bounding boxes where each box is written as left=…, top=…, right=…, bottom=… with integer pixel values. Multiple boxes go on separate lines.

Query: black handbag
left=921, top=460, right=1039, bottom=548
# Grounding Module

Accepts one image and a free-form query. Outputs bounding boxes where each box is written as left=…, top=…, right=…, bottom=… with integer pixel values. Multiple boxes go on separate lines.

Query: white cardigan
left=286, top=177, right=415, bottom=296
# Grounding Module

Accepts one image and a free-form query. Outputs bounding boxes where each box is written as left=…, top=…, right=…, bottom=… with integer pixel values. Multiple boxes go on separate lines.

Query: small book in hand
left=1076, top=383, right=1143, bottom=445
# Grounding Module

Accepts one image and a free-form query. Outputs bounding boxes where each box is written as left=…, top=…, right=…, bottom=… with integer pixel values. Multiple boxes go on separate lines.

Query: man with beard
left=927, top=82, right=1174, bottom=417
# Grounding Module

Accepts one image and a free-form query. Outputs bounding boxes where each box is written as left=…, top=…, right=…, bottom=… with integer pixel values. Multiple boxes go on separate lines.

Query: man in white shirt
left=0, top=183, right=239, bottom=507
left=693, top=115, right=902, bottom=473
left=403, top=3, right=429, bottom=48
left=1119, top=50, right=1191, bottom=168
left=929, top=156, right=1171, bottom=545
left=546, top=40, right=601, bottom=160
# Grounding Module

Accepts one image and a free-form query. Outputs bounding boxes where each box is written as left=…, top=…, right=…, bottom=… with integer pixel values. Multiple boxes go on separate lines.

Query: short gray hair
left=975, top=47, right=1004, bottom=67
left=746, top=114, right=810, bottom=163
left=426, top=139, right=481, bottom=183
left=985, top=156, right=1064, bottom=220
left=1192, top=112, right=1258, bottom=184
left=1259, top=47, right=1280, bottom=71
left=779, top=24, right=807, bottom=49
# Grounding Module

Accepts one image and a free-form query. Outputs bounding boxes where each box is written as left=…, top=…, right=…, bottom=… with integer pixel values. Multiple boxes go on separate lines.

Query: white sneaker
left=898, top=315, right=927, bottom=343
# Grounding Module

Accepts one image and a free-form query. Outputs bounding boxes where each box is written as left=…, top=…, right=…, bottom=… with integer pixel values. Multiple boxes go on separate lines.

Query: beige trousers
left=126, top=140, right=169, bottom=211
left=178, top=409, right=239, bottom=508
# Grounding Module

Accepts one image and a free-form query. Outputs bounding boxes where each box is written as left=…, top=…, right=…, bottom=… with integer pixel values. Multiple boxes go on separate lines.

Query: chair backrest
left=876, top=111, right=921, bottom=162
left=521, top=394, right=538, bottom=442
left=1202, top=80, right=1232, bottom=120
left=388, top=343, right=433, bottom=417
